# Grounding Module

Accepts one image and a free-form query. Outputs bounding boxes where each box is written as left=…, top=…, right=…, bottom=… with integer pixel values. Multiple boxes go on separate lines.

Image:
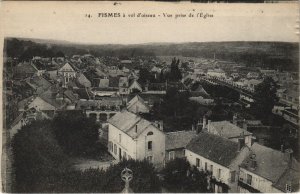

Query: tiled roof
left=209, top=121, right=252, bottom=139
left=240, top=143, right=291, bottom=183
left=108, top=110, right=159, bottom=139
left=273, top=160, right=300, bottom=192
left=165, top=130, right=196, bottom=151
left=127, top=95, right=150, bottom=110
left=186, top=132, right=241, bottom=167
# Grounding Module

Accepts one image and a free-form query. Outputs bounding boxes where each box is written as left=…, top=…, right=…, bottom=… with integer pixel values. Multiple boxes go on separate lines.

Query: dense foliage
left=52, top=111, right=101, bottom=157
left=162, top=158, right=209, bottom=193
left=251, top=77, right=278, bottom=118
left=5, top=38, right=298, bottom=71
left=12, top=119, right=161, bottom=193
left=11, top=120, right=70, bottom=192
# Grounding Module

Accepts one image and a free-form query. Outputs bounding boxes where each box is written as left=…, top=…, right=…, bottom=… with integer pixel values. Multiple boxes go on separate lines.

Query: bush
left=162, top=158, right=209, bottom=193
left=52, top=111, right=99, bottom=157
left=11, top=120, right=70, bottom=192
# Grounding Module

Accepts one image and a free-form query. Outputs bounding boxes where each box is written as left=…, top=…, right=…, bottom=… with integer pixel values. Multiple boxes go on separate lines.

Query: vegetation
left=162, top=158, right=209, bottom=193
left=12, top=118, right=161, bottom=193
left=52, top=111, right=101, bottom=158
left=251, top=77, right=278, bottom=119
left=11, top=120, right=70, bottom=192
left=5, top=38, right=298, bottom=71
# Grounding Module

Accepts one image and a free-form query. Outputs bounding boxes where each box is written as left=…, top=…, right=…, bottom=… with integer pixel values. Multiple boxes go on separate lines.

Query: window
left=246, top=174, right=252, bottom=185
left=169, top=151, right=175, bottom=160
left=147, top=131, right=153, bottom=136
left=147, top=156, right=153, bottom=162
left=196, top=158, right=200, bottom=167
left=119, top=134, right=121, bottom=143
left=210, top=165, right=213, bottom=175
left=286, top=183, right=292, bottom=193
left=218, top=169, right=222, bottom=179
left=114, top=144, right=117, bottom=155
left=123, top=151, right=127, bottom=159
left=205, top=162, right=207, bottom=171
left=108, top=141, right=113, bottom=152
left=148, top=141, right=152, bottom=150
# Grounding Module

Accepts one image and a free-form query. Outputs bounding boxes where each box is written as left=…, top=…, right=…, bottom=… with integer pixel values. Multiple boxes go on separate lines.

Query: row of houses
left=107, top=106, right=299, bottom=193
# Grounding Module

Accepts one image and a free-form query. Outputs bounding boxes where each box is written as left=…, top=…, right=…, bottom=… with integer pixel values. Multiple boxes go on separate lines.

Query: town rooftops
left=127, top=95, right=150, bottom=110
left=240, top=143, right=297, bottom=185
left=108, top=110, right=161, bottom=139
left=165, top=130, right=196, bottom=151
left=209, top=121, right=252, bottom=139
left=186, top=132, right=241, bottom=167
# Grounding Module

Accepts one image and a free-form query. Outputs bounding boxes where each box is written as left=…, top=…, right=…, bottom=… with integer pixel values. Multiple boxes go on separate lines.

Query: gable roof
left=209, top=121, right=252, bottom=139
left=240, top=143, right=296, bottom=184
left=58, top=62, right=76, bottom=72
left=165, top=130, right=196, bottom=151
left=186, top=132, right=241, bottom=167
left=108, top=110, right=160, bottom=139
left=127, top=95, right=150, bottom=110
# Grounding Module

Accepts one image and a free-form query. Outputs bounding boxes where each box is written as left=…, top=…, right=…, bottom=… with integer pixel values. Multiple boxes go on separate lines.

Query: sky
left=0, top=2, right=299, bottom=45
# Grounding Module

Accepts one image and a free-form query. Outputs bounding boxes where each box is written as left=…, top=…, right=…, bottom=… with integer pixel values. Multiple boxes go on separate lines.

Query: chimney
left=249, top=154, right=257, bottom=170
left=203, top=116, right=207, bottom=129
left=285, top=149, right=293, bottom=163
left=281, top=144, right=284, bottom=153
left=243, top=120, right=247, bottom=130
left=233, top=114, right=238, bottom=125
left=207, top=120, right=211, bottom=132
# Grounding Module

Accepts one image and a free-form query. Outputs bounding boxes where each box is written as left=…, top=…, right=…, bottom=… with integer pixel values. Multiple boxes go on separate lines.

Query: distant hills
left=4, top=37, right=299, bottom=71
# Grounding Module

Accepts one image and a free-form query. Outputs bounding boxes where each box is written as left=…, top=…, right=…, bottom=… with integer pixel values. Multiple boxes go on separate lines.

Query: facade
left=185, top=132, right=250, bottom=193
left=127, top=95, right=150, bottom=114
left=207, top=69, right=226, bottom=78
left=128, top=80, right=143, bottom=93
left=108, top=110, right=165, bottom=167
left=238, top=143, right=299, bottom=193
left=165, top=130, right=196, bottom=163
left=58, top=63, right=77, bottom=87
left=204, top=120, right=253, bottom=147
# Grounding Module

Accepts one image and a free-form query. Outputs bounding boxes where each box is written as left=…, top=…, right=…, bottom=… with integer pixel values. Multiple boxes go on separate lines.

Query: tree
left=11, top=120, right=70, bottom=192
left=169, top=58, right=182, bottom=81
left=52, top=111, right=100, bottom=157
left=162, top=158, right=208, bottom=193
left=138, top=68, right=154, bottom=84
left=251, top=77, right=278, bottom=118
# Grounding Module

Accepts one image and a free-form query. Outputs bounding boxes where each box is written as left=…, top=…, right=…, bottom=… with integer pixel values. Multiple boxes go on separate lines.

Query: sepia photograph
left=1, top=2, right=299, bottom=193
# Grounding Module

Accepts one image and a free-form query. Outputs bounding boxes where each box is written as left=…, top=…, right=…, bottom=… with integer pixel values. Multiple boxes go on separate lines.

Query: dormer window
left=147, top=131, right=153, bottom=136
left=286, top=183, right=292, bottom=193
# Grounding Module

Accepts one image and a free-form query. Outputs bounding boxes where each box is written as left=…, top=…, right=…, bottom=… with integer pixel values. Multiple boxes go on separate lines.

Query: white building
left=207, top=69, right=226, bottom=78
left=127, top=95, right=150, bottom=114
left=238, top=143, right=299, bottom=193
left=185, top=132, right=250, bottom=193
left=108, top=110, right=165, bottom=167
left=204, top=120, right=253, bottom=147
left=58, top=63, right=77, bottom=87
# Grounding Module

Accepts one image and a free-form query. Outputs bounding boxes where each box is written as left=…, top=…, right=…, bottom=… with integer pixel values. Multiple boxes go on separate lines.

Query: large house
left=185, top=132, right=251, bottom=193
left=204, top=120, right=253, bottom=147
left=58, top=63, right=77, bottom=87
left=127, top=95, right=150, bottom=114
left=108, top=110, right=165, bottom=167
left=165, top=130, right=196, bottom=162
left=238, top=143, right=299, bottom=193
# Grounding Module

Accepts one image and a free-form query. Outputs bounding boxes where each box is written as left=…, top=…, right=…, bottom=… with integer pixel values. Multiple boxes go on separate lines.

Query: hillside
left=4, top=38, right=299, bottom=71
